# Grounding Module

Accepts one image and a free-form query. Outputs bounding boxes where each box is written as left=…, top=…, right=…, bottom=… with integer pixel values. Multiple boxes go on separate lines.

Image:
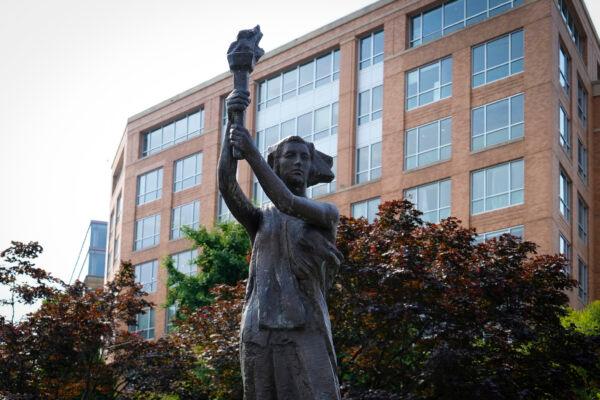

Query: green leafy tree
left=563, top=300, right=600, bottom=336
left=164, top=222, right=250, bottom=312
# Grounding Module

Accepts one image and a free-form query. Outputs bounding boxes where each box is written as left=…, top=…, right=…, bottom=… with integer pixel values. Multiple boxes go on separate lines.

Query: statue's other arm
left=230, top=124, right=338, bottom=231
left=218, top=121, right=261, bottom=241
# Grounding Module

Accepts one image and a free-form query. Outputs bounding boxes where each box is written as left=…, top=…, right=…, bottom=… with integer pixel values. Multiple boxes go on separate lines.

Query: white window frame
left=257, top=50, right=340, bottom=111
left=134, top=214, right=161, bottom=251
left=404, top=179, right=452, bottom=224
left=142, top=109, right=204, bottom=157
left=559, top=45, right=570, bottom=92
left=577, top=79, right=588, bottom=125
left=559, top=169, right=571, bottom=221
left=405, top=117, right=452, bottom=170
left=359, top=30, right=384, bottom=69
left=351, top=197, right=381, bottom=224
left=578, top=257, right=588, bottom=304
left=172, top=249, right=198, bottom=276
left=356, top=141, right=382, bottom=184
left=410, top=0, right=523, bottom=47
left=559, top=233, right=572, bottom=275
left=136, top=168, right=163, bottom=205
left=471, top=159, right=524, bottom=215
left=577, top=139, right=588, bottom=182
left=173, top=152, right=202, bottom=192
left=476, top=225, right=524, bottom=243
left=472, top=93, right=524, bottom=150
left=129, top=308, right=155, bottom=339
left=171, top=201, right=200, bottom=240
left=357, top=85, right=383, bottom=125
left=406, top=57, right=453, bottom=110
left=472, top=30, right=524, bottom=88
left=577, top=196, right=588, bottom=243
left=559, top=105, right=571, bottom=153
left=135, top=260, right=158, bottom=293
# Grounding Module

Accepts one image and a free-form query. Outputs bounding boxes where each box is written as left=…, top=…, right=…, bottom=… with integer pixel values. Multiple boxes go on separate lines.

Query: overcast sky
left=1, top=0, right=599, bottom=319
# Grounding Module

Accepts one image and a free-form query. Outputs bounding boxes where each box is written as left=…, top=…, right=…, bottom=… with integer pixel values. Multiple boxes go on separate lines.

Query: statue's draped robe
left=240, top=205, right=341, bottom=400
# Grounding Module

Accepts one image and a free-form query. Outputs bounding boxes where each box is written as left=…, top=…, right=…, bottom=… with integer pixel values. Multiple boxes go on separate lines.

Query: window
left=405, top=179, right=451, bottom=223
left=217, top=194, right=234, bottom=223
left=476, top=225, right=523, bottom=243
left=221, top=97, right=229, bottom=141
left=113, top=236, right=120, bottom=264
left=142, top=109, right=204, bottom=157
left=128, top=308, right=155, bottom=339
left=134, top=214, right=160, bottom=250
left=356, top=142, right=381, bottom=184
left=351, top=197, right=381, bottom=223
left=556, top=0, right=585, bottom=55
left=578, top=196, right=588, bottom=242
left=359, top=30, right=384, bottom=69
left=406, top=57, right=452, bottom=110
left=253, top=102, right=339, bottom=204
left=471, top=159, right=524, bottom=214
left=473, top=30, right=523, bottom=87
left=135, top=260, right=157, bottom=293
left=559, top=169, right=571, bottom=220
left=405, top=117, right=451, bottom=170
left=559, top=106, right=570, bottom=152
left=559, top=45, right=570, bottom=92
left=559, top=234, right=572, bottom=274
left=472, top=93, right=524, bottom=150
left=174, top=153, right=202, bottom=192
left=257, top=50, right=340, bottom=110
left=166, top=304, right=178, bottom=333
left=577, top=139, right=588, bottom=182
left=115, top=193, right=122, bottom=224
left=171, top=201, right=200, bottom=240
left=577, top=80, right=587, bottom=125
left=410, top=0, right=523, bottom=47
left=137, top=168, right=163, bottom=205
left=172, top=249, right=198, bottom=276
left=578, top=258, right=588, bottom=303
left=358, top=85, right=383, bottom=125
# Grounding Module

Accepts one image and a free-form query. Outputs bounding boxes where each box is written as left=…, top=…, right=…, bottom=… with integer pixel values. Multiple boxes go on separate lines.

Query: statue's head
left=267, top=136, right=334, bottom=192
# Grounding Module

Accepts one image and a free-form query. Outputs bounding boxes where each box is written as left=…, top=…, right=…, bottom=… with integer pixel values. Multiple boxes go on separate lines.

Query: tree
left=164, top=221, right=250, bottom=312
left=332, top=199, right=600, bottom=399
left=0, top=241, right=195, bottom=400
left=563, top=301, right=600, bottom=336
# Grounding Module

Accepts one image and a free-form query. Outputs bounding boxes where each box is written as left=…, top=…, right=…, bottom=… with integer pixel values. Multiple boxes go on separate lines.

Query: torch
left=227, top=25, right=265, bottom=160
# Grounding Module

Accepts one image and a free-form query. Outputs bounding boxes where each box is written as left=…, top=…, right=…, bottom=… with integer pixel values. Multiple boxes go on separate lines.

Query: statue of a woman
left=218, top=89, right=342, bottom=400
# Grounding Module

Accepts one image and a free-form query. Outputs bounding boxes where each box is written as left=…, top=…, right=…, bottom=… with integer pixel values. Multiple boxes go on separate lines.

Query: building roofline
left=127, top=0, right=394, bottom=124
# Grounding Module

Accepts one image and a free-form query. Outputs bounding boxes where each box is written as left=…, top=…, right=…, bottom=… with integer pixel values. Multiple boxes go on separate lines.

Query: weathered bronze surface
left=218, top=27, right=342, bottom=400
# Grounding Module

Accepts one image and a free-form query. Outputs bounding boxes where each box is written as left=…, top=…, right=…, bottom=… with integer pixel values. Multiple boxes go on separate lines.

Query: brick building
left=108, top=0, right=599, bottom=339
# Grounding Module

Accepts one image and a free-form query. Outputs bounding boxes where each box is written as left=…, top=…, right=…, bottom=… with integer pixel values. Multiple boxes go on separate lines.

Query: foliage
left=175, top=282, right=245, bottom=400
left=563, top=301, right=600, bottom=336
left=331, top=199, right=600, bottom=399
left=0, top=241, right=194, bottom=400
left=165, top=222, right=250, bottom=312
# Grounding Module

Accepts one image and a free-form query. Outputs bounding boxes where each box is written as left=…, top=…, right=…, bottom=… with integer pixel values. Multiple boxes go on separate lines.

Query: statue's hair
left=267, top=136, right=335, bottom=187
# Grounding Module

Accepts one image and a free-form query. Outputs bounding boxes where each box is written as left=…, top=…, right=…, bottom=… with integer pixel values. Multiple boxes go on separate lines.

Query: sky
left=1, top=0, right=600, bottom=320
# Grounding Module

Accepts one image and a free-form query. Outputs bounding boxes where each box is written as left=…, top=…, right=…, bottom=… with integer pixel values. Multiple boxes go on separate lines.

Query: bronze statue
left=218, top=27, right=342, bottom=400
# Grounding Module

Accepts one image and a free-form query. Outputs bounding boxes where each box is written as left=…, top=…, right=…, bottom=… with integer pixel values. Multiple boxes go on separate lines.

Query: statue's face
left=277, top=141, right=311, bottom=188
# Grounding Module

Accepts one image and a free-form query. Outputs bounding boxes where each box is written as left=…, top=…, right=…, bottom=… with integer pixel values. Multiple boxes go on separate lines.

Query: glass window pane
left=422, top=7, right=443, bottom=41
left=511, top=94, right=524, bottom=123
left=511, top=30, right=524, bottom=59
left=283, top=69, right=297, bottom=93
left=188, top=112, right=200, bottom=133
left=407, top=71, right=418, bottom=97
left=473, top=107, right=485, bottom=136
left=473, top=45, right=485, bottom=74
left=486, top=36, right=509, bottom=68
left=373, top=31, right=384, bottom=55
left=419, top=121, right=439, bottom=151
left=487, top=164, right=509, bottom=195
left=314, top=106, right=329, bottom=133
left=371, top=142, right=382, bottom=168
left=372, top=85, right=383, bottom=112
left=297, top=113, right=312, bottom=138
left=299, top=62, right=314, bottom=87
left=510, top=160, right=524, bottom=189
left=441, top=58, right=452, bottom=85
left=316, top=53, right=332, bottom=82
left=486, top=99, right=509, bottom=132
left=444, top=0, right=465, bottom=28
left=360, top=36, right=371, bottom=62
left=466, top=0, right=486, bottom=17
left=406, top=129, right=417, bottom=155
left=419, top=63, right=440, bottom=92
